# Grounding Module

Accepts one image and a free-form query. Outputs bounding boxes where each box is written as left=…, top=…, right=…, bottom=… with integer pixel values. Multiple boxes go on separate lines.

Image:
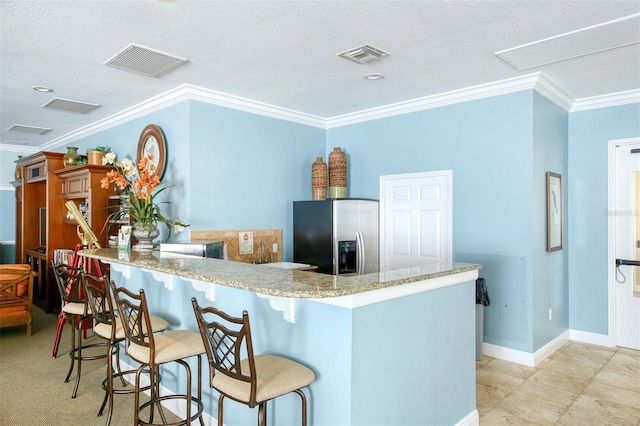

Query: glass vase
left=63, top=146, right=81, bottom=168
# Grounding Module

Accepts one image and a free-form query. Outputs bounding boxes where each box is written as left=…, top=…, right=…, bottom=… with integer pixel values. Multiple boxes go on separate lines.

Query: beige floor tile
left=527, top=369, right=590, bottom=394
left=616, top=347, right=640, bottom=359
left=492, top=394, right=565, bottom=425
left=476, top=383, right=508, bottom=415
left=565, top=395, right=640, bottom=426
left=475, top=343, right=640, bottom=426
left=603, top=352, right=640, bottom=376
left=479, top=408, right=535, bottom=426
left=560, top=341, right=617, bottom=360
left=582, top=381, right=640, bottom=409
left=593, top=369, right=640, bottom=392
left=476, top=369, right=524, bottom=394
left=483, top=358, right=537, bottom=380
left=556, top=409, right=629, bottom=426
left=538, top=357, right=599, bottom=380
left=476, top=355, right=494, bottom=369
left=550, top=350, right=610, bottom=370
left=511, top=380, right=579, bottom=408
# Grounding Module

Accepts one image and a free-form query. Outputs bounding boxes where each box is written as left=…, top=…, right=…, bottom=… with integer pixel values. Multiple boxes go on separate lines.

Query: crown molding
left=34, top=84, right=326, bottom=152
left=183, top=85, right=327, bottom=128
left=2, top=75, right=637, bottom=154
left=571, top=89, right=640, bottom=112
left=0, top=145, right=37, bottom=155
left=534, top=74, right=574, bottom=110
left=325, top=73, right=544, bottom=128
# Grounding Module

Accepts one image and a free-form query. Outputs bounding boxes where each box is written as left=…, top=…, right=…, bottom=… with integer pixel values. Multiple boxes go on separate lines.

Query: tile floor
left=476, top=342, right=640, bottom=425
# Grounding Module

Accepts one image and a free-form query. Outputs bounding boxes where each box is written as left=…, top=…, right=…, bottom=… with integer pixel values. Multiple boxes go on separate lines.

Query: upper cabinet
left=54, top=164, right=114, bottom=249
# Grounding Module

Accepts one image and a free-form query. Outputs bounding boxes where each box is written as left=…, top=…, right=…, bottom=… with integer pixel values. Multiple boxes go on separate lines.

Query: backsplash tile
left=190, top=229, right=282, bottom=263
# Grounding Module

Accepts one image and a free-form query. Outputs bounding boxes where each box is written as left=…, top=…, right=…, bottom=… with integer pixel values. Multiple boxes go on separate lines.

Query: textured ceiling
left=1, top=0, right=639, bottom=150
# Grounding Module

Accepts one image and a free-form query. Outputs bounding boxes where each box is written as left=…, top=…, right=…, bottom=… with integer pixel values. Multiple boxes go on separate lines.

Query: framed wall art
left=546, top=172, right=562, bottom=252
left=137, top=124, right=167, bottom=180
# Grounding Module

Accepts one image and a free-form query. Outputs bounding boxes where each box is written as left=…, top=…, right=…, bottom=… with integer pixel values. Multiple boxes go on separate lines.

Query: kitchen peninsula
left=81, top=248, right=481, bottom=426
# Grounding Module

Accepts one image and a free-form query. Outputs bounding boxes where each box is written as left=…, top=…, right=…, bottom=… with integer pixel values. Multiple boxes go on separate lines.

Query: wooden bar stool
left=110, top=282, right=205, bottom=426
left=191, top=297, right=315, bottom=426
left=52, top=263, right=108, bottom=398
left=82, top=274, right=170, bottom=426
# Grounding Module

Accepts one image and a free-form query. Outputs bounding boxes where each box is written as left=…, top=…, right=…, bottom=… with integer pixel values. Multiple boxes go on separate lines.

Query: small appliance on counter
left=159, top=241, right=224, bottom=259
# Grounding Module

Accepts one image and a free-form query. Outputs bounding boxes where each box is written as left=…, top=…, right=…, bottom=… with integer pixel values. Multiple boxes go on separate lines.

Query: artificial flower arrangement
left=100, top=152, right=188, bottom=239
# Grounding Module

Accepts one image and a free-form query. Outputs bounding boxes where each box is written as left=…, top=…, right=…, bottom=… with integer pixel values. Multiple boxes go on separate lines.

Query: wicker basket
left=311, top=157, right=327, bottom=200
left=329, top=147, right=347, bottom=197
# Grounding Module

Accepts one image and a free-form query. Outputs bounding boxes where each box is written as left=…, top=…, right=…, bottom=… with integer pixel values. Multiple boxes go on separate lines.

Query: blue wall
left=2, top=88, right=638, bottom=353
left=531, top=92, right=569, bottom=350
left=188, top=101, right=325, bottom=261
left=328, top=91, right=540, bottom=351
left=568, top=103, right=640, bottom=335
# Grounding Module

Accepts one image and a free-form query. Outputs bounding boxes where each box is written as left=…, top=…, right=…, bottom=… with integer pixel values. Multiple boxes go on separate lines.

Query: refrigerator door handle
left=356, top=229, right=365, bottom=275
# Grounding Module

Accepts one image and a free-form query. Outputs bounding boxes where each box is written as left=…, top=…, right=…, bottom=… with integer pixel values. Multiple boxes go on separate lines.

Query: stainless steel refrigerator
left=293, top=198, right=379, bottom=275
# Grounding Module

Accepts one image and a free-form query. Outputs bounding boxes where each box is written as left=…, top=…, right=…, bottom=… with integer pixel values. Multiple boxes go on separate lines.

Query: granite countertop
left=80, top=248, right=481, bottom=299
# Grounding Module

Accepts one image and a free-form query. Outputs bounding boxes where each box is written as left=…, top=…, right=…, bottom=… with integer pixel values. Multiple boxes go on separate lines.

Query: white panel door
left=613, top=139, right=640, bottom=350
left=380, top=171, right=452, bottom=271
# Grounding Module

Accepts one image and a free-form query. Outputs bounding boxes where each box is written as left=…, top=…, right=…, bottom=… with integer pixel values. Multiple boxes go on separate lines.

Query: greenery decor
left=100, top=152, right=188, bottom=237
left=88, top=145, right=111, bottom=153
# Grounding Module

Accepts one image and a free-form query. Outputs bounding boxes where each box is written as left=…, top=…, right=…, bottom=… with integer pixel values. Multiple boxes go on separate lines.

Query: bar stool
left=82, top=273, right=170, bottom=426
left=110, top=281, right=205, bottom=426
left=191, top=297, right=315, bottom=426
left=52, top=263, right=107, bottom=398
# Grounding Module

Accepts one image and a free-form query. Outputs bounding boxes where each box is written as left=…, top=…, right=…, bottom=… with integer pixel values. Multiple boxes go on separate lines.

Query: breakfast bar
left=81, top=248, right=481, bottom=426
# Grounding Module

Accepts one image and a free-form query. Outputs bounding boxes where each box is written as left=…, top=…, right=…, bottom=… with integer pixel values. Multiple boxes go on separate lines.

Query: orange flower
left=102, top=152, right=188, bottom=234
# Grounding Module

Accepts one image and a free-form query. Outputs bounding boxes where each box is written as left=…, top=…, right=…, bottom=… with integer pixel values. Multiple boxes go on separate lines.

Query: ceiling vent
left=105, top=43, right=189, bottom=77
left=7, top=124, right=52, bottom=135
left=42, top=98, right=100, bottom=114
left=337, top=44, right=390, bottom=64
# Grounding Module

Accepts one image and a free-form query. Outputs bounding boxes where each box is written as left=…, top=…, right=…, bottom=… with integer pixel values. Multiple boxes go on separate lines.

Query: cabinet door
left=62, top=174, right=89, bottom=198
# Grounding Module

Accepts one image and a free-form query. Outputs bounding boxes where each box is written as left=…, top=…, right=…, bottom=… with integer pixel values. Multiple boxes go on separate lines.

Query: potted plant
left=87, top=146, right=111, bottom=166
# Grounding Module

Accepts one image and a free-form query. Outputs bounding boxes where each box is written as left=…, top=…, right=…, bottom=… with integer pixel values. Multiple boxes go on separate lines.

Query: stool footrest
left=138, top=395, right=204, bottom=426
left=101, top=368, right=159, bottom=395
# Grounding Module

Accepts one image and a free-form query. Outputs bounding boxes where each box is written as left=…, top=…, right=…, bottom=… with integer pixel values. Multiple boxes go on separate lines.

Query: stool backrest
left=191, top=297, right=258, bottom=406
left=51, top=263, right=84, bottom=305
left=109, top=281, right=154, bottom=352
left=81, top=273, right=115, bottom=337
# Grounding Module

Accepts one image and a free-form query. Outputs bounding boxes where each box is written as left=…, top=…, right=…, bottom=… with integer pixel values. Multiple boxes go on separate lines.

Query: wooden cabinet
left=13, top=154, right=113, bottom=313
left=10, top=180, right=23, bottom=262
left=14, top=152, right=64, bottom=313
left=54, top=164, right=114, bottom=249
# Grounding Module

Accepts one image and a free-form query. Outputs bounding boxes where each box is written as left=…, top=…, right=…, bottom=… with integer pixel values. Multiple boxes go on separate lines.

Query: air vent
left=105, top=43, right=189, bottom=77
left=7, top=124, right=52, bottom=135
left=337, top=44, right=390, bottom=64
left=42, top=98, right=100, bottom=114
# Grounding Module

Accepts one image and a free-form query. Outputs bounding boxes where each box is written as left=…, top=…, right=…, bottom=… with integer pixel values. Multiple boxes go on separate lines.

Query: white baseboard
left=483, top=331, right=572, bottom=367
left=533, top=330, right=570, bottom=366
left=569, top=329, right=614, bottom=347
left=456, top=409, right=479, bottom=426
left=482, top=329, right=614, bottom=366
left=118, top=359, right=217, bottom=425
left=482, top=342, right=536, bottom=366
